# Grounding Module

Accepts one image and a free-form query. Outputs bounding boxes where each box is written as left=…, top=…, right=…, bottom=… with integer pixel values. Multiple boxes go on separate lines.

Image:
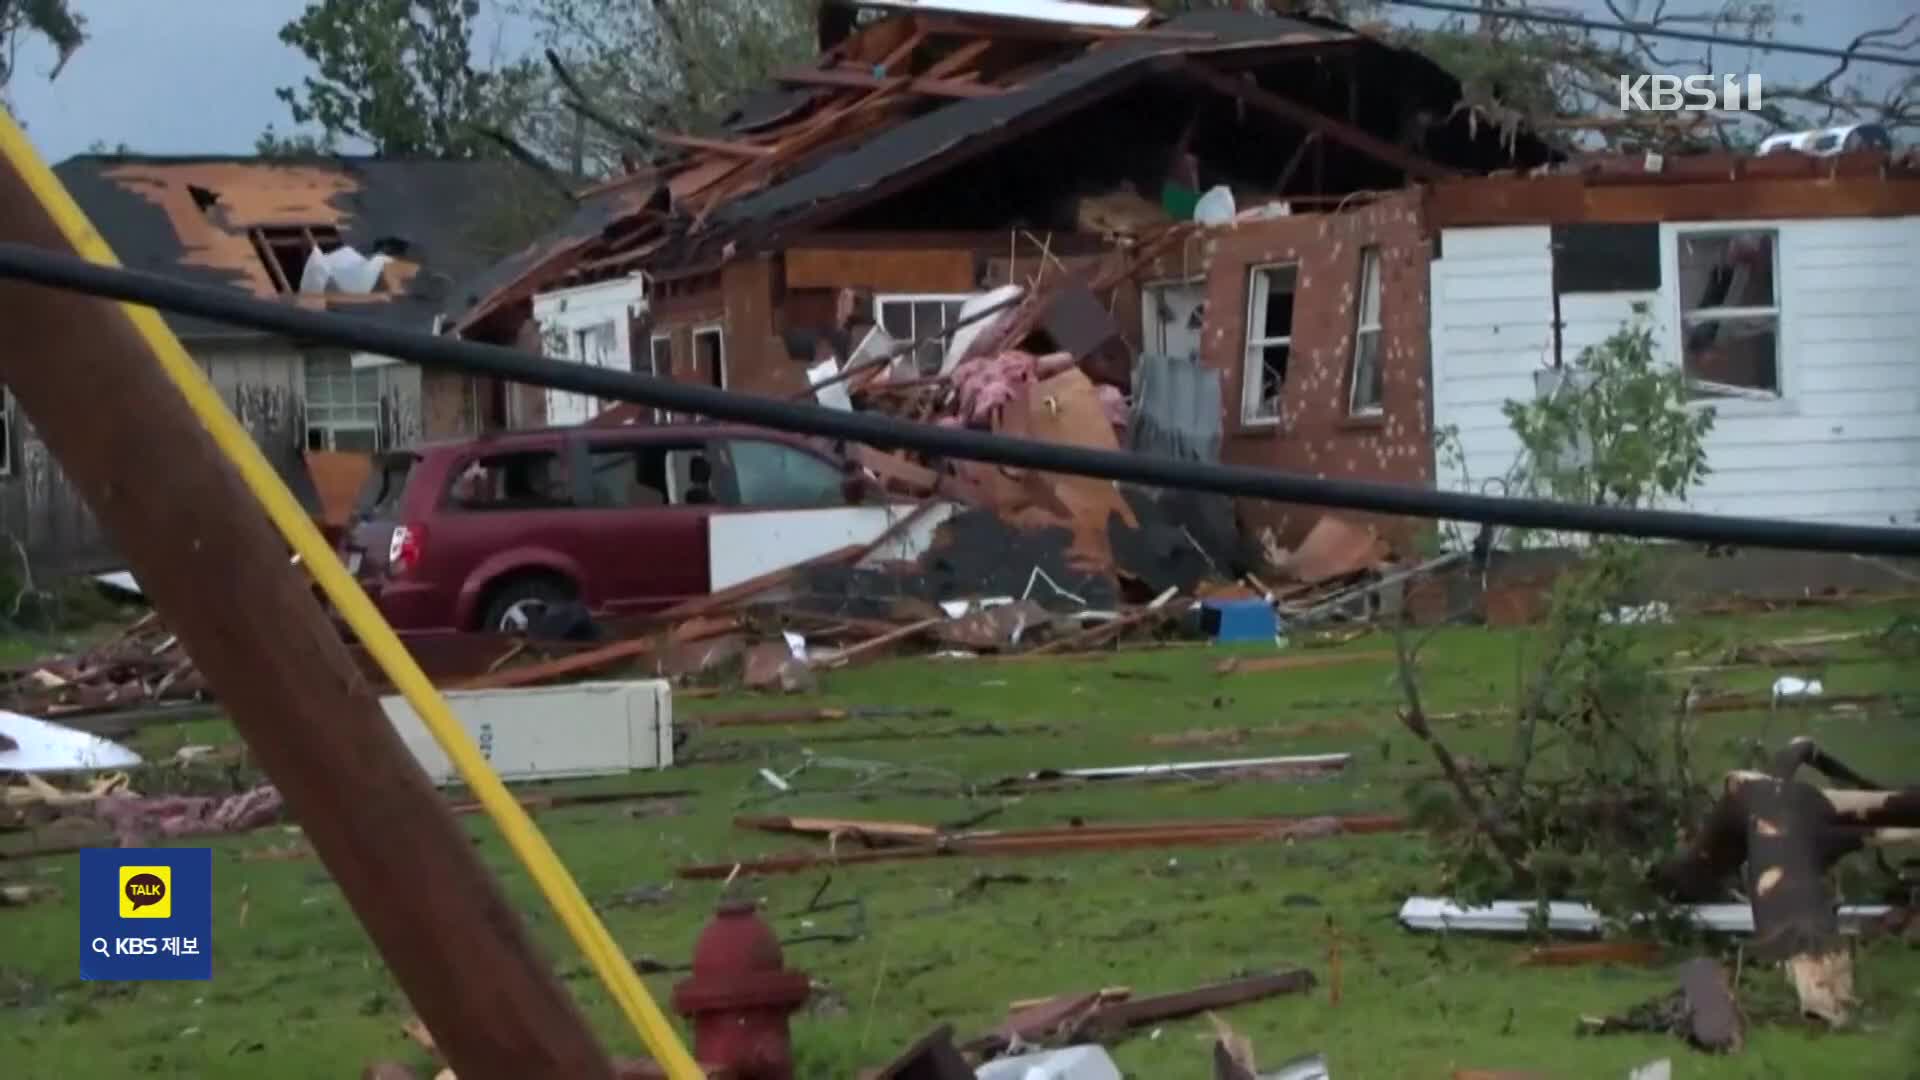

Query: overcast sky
left=4, top=0, right=1913, bottom=163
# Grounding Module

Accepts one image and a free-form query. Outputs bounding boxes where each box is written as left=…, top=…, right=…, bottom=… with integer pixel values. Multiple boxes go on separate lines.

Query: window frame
left=1347, top=247, right=1385, bottom=417
left=441, top=445, right=573, bottom=513
left=875, top=293, right=971, bottom=374
left=712, top=438, right=848, bottom=510
left=304, top=353, right=384, bottom=452
left=1240, top=262, right=1299, bottom=428
left=1670, top=224, right=1786, bottom=407
left=692, top=324, right=727, bottom=393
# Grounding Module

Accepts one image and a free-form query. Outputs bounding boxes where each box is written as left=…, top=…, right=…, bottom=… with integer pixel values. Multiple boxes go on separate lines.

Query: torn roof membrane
left=53, top=155, right=525, bottom=337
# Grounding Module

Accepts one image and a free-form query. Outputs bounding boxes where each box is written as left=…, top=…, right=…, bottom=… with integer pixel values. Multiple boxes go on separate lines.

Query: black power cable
left=1378, top=0, right=1920, bottom=69
left=0, top=242, right=1917, bottom=557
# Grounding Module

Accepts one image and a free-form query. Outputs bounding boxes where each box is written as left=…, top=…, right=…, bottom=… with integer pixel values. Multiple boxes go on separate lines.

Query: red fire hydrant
left=671, top=899, right=811, bottom=1080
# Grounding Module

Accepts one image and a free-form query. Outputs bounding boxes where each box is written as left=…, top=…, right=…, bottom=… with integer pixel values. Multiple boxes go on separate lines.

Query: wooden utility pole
left=0, top=158, right=616, bottom=1076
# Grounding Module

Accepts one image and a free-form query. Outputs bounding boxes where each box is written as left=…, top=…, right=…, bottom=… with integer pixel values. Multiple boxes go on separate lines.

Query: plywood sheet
left=785, top=246, right=975, bottom=292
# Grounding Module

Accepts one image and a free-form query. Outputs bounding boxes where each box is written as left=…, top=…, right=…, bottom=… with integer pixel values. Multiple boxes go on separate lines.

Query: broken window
left=251, top=225, right=343, bottom=294
left=305, top=354, right=382, bottom=452
left=447, top=449, right=571, bottom=511
left=584, top=443, right=690, bottom=508
left=876, top=294, right=967, bottom=375
left=714, top=439, right=846, bottom=509
left=1240, top=264, right=1297, bottom=425
left=693, top=325, right=727, bottom=391
left=1678, top=230, right=1781, bottom=399
left=1348, top=248, right=1384, bottom=416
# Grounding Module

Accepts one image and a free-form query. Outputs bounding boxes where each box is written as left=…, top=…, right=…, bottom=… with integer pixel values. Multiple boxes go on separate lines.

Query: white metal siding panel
left=1432, top=219, right=1920, bottom=531
left=381, top=680, right=674, bottom=786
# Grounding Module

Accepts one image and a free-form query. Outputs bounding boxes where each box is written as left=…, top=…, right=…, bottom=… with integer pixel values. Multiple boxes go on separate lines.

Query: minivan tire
left=479, top=574, right=577, bottom=634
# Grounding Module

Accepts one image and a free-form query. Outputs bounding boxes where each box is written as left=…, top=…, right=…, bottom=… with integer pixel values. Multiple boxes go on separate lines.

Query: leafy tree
left=509, top=0, right=815, bottom=175
left=0, top=0, right=86, bottom=100
left=270, top=0, right=499, bottom=157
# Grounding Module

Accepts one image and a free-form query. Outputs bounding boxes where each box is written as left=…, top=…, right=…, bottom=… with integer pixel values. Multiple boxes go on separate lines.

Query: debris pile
left=0, top=614, right=207, bottom=719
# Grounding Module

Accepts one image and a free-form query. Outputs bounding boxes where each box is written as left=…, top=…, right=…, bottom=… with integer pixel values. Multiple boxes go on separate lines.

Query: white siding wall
left=1431, top=218, right=1920, bottom=529
left=532, top=277, right=648, bottom=427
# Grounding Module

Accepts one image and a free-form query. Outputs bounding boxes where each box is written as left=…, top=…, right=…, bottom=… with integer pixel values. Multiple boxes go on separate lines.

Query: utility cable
left=0, top=243, right=1913, bottom=557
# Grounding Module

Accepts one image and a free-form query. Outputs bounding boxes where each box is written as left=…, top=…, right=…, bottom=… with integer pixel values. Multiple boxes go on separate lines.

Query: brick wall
left=1132, top=192, right=1434, bottom=555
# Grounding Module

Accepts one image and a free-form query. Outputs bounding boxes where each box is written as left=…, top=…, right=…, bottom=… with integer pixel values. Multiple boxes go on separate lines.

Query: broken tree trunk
left=0, top=144, right=613, bottom=1075
left=1653, top=738, right=1920, bottom=1027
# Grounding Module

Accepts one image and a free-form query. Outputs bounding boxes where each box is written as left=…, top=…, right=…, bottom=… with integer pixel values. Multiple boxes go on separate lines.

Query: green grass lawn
left=3, top=601, right=1917, bottom=1078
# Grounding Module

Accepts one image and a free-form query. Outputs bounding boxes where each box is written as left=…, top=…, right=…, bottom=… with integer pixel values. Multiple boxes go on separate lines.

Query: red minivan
left=341, top=423, right=862, bottom=633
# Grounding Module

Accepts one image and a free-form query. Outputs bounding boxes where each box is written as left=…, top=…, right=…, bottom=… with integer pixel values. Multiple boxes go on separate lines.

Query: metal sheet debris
left=0, top=709, right=143, bottom=773
left=1397, top=897, right=1894, bottom=936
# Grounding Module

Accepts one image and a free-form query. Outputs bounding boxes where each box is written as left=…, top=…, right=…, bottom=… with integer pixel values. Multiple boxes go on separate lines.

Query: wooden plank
left=785, top=246, right=976, bottom=291
left=0, top=147, right=615, bottom=1077
left=779, top=68, right=1006, bottom=98
left=1181, top=61, right=1457, bottom=181
left=652, top=132, right=775, bottom=158
left=1428, top=175, right=1920, bottom=227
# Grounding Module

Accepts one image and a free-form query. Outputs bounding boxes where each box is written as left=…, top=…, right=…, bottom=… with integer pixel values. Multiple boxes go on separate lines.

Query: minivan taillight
left=389, top=524, right=425, bottom=577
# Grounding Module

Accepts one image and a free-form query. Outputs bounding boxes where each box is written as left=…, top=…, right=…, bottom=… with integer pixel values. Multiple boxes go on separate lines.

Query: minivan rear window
left=355, top=453, right=416, bottom=520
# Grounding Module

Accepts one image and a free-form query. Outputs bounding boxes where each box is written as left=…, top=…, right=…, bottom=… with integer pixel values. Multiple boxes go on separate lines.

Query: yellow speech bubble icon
left=118, top=865, right=172, bottom=919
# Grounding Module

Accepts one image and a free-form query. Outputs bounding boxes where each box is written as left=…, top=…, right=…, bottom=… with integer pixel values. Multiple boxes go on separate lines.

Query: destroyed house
left=444, top=4, right=1556, bottom=555
left=4, top=155, right=521, bottom=570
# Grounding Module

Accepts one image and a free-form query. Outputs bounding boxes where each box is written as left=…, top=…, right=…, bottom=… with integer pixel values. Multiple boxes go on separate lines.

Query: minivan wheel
left=480, top=576, right=576, bottom=635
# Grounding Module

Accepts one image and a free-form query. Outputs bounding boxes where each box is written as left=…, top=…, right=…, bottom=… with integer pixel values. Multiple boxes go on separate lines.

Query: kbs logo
left=1619, top=74, right=1763, bottom=112
left=118, top=865, right=171, bottom=919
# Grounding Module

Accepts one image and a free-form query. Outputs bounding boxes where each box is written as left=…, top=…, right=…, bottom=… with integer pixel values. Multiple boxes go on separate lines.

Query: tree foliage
left=270, top=0, right=500, bottom=157
left=1403, top=309, right=1721, bottom=931
left=507, top=0, right=815, bottom=175
left=0, top=0, right=86, bottom=98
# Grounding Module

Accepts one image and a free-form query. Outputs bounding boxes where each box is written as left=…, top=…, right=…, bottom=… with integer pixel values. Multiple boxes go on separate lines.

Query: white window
left=648, top=333, right=672, bottom=424
left=1677, top=229, right=1780, bottom=400
left=1348, top=247, right=1384, bottom=416
left=304, top=354, right=381, bottom=452
left=1240, top=264, right=1298, bottom=426
left=876, top=294, right=968, bottom=374
left=693, top=325, right=726, bottom=393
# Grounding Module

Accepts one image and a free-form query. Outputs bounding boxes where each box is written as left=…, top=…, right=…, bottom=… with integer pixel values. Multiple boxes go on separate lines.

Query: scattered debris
left=1577, top=958, right=1742, bottom=1053
left=867, top=1023, right=974, bottom=1080
left=0, top=709, right=143, bottom=773
left=976, top=1044, right=1121, bottom=1080
left=681, top=814, right=1407, bottom=879
left=92, top=785, right=284, bottom=846
left=1003, top=753, right=1352, bottom=787
left=1398, top=897, right=1893, bottom=937
left=1516, top=941, right=1662, bottom=967
left=1214, top=651, right=1393, bottom=676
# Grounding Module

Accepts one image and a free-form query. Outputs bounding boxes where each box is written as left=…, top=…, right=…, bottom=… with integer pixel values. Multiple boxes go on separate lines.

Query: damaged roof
left=54, top=154, right=523, bottom=338
left=446, top=5, right=1554, bottom=336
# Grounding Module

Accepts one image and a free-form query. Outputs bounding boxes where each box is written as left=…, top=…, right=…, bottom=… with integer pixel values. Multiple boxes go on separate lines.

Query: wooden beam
left=652, top=132, right=775, bottom=158
left=778, top=67, right=1005, bottom=98
left=1180, top=61, right=1458, bottom=181
left=0, top=155, right=616, bottom=1077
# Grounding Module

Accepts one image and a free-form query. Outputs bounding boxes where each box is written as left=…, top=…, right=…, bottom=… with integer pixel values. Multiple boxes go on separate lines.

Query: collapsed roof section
left=448, top=3, right=1556, bottom=338
left=53, top=155, right=522, bottom=337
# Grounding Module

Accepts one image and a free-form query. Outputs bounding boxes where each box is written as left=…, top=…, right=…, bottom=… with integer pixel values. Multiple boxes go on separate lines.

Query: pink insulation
left=946, top=350, right=1081, bottom=428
